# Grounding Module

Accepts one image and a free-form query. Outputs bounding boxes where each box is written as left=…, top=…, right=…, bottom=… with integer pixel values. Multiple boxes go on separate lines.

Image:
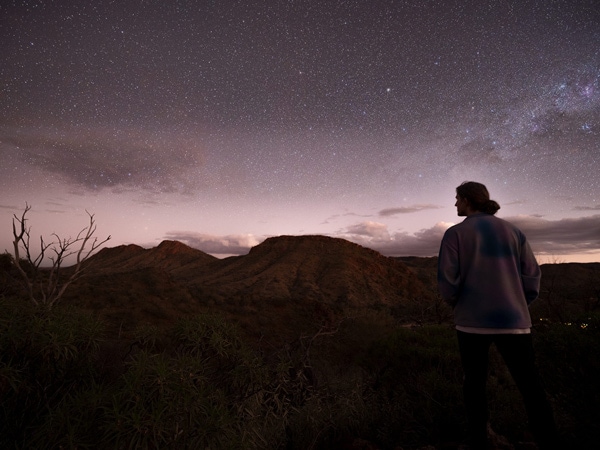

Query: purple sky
left=1, top=0, right=599, bottom=263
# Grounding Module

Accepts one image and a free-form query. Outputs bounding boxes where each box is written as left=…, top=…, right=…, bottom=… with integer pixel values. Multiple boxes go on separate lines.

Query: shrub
left=1, top=300, right=599, bottom=449
left=102, top=350, right=240, bottom=449
left=0, top=299, right=105, bottom=447
left=358, top=325, right=465, bottom=448
left=532, top=323, right=600, bottom=447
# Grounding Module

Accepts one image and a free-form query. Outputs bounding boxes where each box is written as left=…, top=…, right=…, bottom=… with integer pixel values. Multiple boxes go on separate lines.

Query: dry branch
left=11, top=203, right=111, bottom=308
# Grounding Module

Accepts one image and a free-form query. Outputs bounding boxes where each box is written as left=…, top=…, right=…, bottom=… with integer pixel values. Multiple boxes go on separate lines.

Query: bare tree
left=11, top=203, right=111, bottom=308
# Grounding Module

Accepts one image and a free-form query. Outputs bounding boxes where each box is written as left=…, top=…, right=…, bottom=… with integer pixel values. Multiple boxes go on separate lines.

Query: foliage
left=533, top=263, right=600, bottom=324
left=0, top=298, right=105, bottom=447
left=532, top=321, right=600, bottom=448
left=356, top=325, right=466, bottom=448
left=1, top=299, right=599, bottom=449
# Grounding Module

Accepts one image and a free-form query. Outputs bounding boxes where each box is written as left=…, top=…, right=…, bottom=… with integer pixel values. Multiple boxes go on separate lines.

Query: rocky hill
left=62, top=235, right=436, bottom=342
left=85, top=240, right=216, bottom=272
left=14, top=235, right=596, bottom=343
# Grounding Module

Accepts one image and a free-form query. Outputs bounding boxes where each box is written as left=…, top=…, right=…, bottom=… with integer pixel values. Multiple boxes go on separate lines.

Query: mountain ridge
left=65, top=235, right=435, bottom=341
left=57, top=235, right=600, bottom=343
left=87, top=239, right=216, bottom=273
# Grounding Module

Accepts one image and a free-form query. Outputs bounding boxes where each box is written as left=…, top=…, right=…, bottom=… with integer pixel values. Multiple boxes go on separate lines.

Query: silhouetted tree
left=11, top=203, right=110, bottom=308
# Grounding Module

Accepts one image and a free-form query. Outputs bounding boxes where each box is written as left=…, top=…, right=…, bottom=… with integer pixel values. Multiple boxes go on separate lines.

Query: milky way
left=1, top=0, right=599, bottom=261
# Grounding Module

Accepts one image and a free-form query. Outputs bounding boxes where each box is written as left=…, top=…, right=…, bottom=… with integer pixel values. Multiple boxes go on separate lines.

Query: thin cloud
left=507, top=214, right=600, bottom=254
left=162, top=214, right=600, bottom=258
left=504, top=200, right=527, bottom=206
left=2, top=126, right=204, bottom=193
left=345, top=221, right=391, bottom=240
left=0, top=204, right=20, bottom=210
left=339, top=221, right=453, bottom=257
left=164, top=231, right=262, bottom=255
left=339, top=215, right=600, bottom=257
left=382, top=224, right=452, bottom=256
left=573, top=205, right=600, bottom=211
left=322, top=212, right=372, bottom=224
left=379, top=204, right=442, bottom=217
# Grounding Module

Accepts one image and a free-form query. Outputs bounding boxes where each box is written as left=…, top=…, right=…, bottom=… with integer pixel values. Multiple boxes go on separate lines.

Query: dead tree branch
left=11, top=203, right=111, bottom=308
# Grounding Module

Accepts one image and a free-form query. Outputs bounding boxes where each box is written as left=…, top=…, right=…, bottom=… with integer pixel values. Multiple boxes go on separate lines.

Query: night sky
left=1, top=0, right=599, bottom=262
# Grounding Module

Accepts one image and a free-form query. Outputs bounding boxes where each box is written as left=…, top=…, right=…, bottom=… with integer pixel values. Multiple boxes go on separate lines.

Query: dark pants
left=456, top=331, right=558, bottom=449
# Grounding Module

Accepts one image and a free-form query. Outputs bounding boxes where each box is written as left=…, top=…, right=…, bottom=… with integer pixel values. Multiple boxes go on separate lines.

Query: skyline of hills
left=4, top=234, right=597, bottom=344
left=64, top=235, right=437, bottom=342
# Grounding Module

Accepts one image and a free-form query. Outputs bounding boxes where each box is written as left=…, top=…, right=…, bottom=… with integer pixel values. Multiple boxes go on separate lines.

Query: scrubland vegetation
left=1, top=211, right=598, bottom=448
left=1, top=294, right=599, bottom=449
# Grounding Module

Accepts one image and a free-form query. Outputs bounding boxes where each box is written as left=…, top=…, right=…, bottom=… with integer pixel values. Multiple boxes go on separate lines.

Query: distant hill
left=177, top=235, right=429, bottom=307
left=17, top=236, right=597, bottom=343
left=85, top=240, right=216, bottom=272
left=62, top=235, right=436, bottom=342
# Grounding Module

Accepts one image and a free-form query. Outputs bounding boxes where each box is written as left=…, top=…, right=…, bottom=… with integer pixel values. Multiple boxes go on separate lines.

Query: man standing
left=437, top=181, right=558, bottom=449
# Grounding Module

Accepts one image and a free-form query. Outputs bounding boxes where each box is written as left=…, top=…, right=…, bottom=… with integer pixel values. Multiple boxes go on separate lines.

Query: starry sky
left=1, top=0, right=599, bottom=263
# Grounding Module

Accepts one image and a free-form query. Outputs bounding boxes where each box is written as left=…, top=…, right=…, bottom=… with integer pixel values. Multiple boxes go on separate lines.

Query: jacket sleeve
left=437, top=229, right=460, bottom=307
left=520, top=238, right=541, bottom=304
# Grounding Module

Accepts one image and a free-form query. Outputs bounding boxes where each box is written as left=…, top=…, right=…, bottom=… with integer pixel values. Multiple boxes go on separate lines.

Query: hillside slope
left=63, top=235, right=434, bottom=340
left=177, top=235, right=428, bottom=307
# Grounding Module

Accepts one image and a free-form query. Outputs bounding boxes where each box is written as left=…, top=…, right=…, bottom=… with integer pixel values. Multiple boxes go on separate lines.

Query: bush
left=533, top=322, right=600, bottom=447
left=1, top=300, right=599, bottom=449
left=0, top=299, right=104, bottom=447
left=102, top=351, right=240, bottom=449
left=357, top=325, right=465, bottom=448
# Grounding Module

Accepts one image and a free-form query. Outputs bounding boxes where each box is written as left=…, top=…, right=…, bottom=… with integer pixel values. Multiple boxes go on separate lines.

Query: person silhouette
left=437, top=181, right=558, bottom=449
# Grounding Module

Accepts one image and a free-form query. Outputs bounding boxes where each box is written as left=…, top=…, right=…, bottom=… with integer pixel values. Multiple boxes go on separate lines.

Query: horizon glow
left=1, top=1, right=599, bottom=263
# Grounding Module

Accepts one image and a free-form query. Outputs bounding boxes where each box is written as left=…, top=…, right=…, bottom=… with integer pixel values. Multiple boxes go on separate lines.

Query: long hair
left=456, top=181, right=500, bottom=215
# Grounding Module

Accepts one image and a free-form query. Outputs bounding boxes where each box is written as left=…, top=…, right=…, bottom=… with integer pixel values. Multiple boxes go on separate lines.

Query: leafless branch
left=10, top=204, right=111, bottom=308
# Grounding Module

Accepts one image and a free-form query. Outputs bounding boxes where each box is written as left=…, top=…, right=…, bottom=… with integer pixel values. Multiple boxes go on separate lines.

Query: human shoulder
left=480, top=214, right=528, bottom=242
left=449, top=213, right=486, bottom=229
left=445, top=213, right=498, bottom=235
left=441, top=217, right=470, bottom=242
left=487, top=214, right=523, bottom=231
